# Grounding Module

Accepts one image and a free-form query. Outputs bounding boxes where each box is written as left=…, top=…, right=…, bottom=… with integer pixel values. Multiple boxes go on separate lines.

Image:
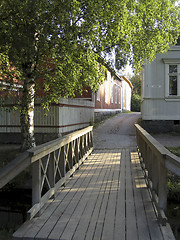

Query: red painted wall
left=95, top=77, right=122, bottom=110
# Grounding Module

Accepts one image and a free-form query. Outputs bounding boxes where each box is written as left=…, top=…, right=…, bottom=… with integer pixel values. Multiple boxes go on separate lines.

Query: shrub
left=167, top=147, right=180, bottom=202
left=131, top=94, right=141, bottom=112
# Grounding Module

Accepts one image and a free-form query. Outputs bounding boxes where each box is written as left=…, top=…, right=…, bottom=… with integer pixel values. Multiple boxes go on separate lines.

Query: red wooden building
left=94, top=71, right=132, bottom=121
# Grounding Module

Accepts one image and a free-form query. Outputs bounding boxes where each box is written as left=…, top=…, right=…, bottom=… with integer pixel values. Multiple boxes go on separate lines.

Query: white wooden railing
left=0, top=126, right=93, bottom=219
left=135, top=124, right=180, bottom=225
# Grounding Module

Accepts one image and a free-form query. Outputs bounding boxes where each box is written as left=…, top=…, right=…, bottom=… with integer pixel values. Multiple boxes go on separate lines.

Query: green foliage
left=131, top=94, right=141, bottom=112
left=168, top=174, right=180, bottom=202
left=130, top=74, right=141, bottom=95
left=167, top=146, right=180, bottom=158
left=166, top=146, right=180, bottom=202
left=122, top=110, right=132, bottom=113
left=0, top=0, right=179, bottom=106
left=130, top=74, right=142, bottom=112
left=38, top=47, right=106, bottom=108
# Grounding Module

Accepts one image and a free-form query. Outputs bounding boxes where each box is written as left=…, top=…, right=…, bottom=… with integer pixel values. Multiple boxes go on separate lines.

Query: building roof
left=121, top=76, right=133, bottom=89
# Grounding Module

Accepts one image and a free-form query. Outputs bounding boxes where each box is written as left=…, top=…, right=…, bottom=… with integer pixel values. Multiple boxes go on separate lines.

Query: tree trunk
left=20, top=64, right=36, bottom=151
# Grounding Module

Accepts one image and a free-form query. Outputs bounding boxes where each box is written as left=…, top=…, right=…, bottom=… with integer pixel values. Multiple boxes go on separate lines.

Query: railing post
left=68, top=142, right=73, bottom=169
left=74, top=139, right=79, bottom=165
left=147, top=147, right=153, bottom=181
left=64, top=145, right=70, bottom=173
left=138, top=132, right=143, bottom=159
left=90, top=130, right=93, bottom=148
left=82, top=134, right=85, bottom=154
left=142, top=142, right=148, bottom=172
left=32, top=160, right=41, bottom=207
left=79, top=136, right=83, bottom=158
left=48, top=153, right=55, bottom=192
left=142, top=139, right=146, bottom=162
left=60, top=146, right=65, bottom=177
left=87, top=131, right=90, bottom=150
left=151, top=153, right=159, bottom=195
left=158, top=156, right=168, bottom=211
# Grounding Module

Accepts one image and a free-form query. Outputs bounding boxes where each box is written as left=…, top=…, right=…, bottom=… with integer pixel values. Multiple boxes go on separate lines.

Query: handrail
left=0, top=151, right=31, bottom=188
left=135, top=124, right=180, bottom=226
left=0, top=126, right=93, bottom=219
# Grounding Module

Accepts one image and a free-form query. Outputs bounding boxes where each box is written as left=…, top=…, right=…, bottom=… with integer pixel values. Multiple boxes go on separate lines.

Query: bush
left=168, top=174, right=180, bottom=202
left=167, top=146, right=180, bottom=202
left=131, top=94, right=141, bottom=112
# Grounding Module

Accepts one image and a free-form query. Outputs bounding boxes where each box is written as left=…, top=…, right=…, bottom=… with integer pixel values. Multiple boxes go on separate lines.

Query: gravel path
left=93, top=112, right=141, bottom=149
left=94, top=112, right=180, bottom=149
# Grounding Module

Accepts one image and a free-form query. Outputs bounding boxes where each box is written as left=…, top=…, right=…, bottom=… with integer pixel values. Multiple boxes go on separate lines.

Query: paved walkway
left=94, top=113, right=140, bottom=149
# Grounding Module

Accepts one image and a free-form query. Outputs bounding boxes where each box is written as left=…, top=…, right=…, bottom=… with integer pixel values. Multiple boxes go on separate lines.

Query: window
left=163, top=59, right=180, bottom=97
left=169, top=65, right=178, bottom=95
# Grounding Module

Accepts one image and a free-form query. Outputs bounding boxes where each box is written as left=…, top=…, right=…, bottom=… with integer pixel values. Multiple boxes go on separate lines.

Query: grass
left=122, top=110, right=132, bottom=113
left=166, top=146, right=180, bottom=202
left=166, top=146, right=180, bottom=158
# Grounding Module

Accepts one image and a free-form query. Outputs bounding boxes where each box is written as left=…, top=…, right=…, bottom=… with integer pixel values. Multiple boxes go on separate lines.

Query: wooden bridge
left=0, top=125, right=180, bottom=240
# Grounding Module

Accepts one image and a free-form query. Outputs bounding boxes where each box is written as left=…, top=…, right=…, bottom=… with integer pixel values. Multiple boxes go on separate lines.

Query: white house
left=141, top=40, right=180, bottom=132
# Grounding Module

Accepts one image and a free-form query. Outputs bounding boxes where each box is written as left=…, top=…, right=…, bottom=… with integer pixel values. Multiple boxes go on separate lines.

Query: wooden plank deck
left=13, top=148, right=175, bottom=240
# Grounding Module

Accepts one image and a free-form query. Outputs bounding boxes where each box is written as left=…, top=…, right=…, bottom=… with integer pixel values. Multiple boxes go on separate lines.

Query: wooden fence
left=135, top=124, right=180, bottom=225
left=0, top=97, right=94, bottom=136
left=0, top=105, right=59, bottom=133
left=0, top=126, right=93, bottom=220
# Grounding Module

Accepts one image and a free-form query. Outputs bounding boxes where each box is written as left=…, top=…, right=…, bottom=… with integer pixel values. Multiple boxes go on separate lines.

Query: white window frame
left=163, top=59, right=180, bottom=98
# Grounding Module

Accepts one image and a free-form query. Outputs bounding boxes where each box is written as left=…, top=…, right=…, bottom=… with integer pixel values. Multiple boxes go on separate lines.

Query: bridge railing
left=0, top=126, right=93, bottom=220
left=135, top=124, right=180, bottom=225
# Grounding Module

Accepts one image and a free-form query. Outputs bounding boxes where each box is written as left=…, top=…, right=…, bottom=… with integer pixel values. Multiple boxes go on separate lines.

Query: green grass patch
left=166, top=146, right=180, bottom=202
left=166, top=146, right=180, bottom=158
left=122, top=110, right=132, bottom=113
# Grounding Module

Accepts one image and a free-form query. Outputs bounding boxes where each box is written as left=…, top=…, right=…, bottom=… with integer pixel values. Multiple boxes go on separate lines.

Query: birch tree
left=0, top=0, right=179, bottom=150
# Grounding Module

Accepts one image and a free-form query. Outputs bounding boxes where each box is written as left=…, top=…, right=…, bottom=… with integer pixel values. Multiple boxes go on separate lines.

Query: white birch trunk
left=20, top=65, right=36, bottom=151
